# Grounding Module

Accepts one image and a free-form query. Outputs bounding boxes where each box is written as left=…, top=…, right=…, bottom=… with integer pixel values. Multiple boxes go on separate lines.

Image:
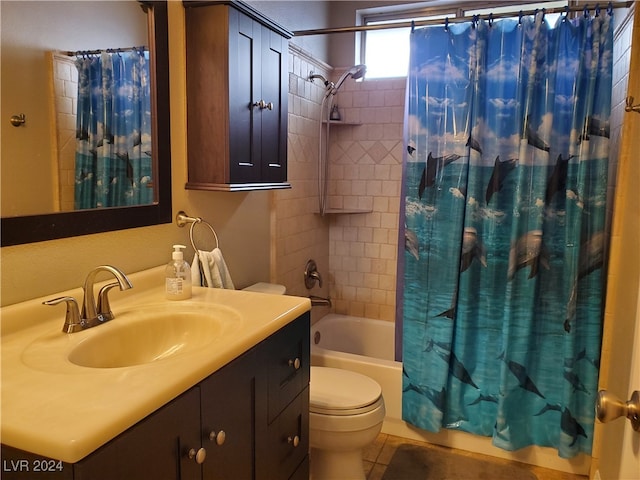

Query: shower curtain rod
left=292, top=1, right=632, bottom=36
left=62, top=46, right=148, bottom=57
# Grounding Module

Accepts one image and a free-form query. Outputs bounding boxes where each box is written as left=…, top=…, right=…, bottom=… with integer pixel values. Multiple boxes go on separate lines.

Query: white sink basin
left=22, top=303, right=242, bottom=371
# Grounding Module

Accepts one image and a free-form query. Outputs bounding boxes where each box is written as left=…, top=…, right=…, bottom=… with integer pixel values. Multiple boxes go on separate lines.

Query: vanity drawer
left=259, top=387, right=309, bottom=480
left=265, top=312, right=310, bottom=422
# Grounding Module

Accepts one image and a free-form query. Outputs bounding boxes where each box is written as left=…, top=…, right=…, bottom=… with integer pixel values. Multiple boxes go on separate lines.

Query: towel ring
left=189, top=220, right=219, bottom=252
left=176, top=211, right=220, bottom=252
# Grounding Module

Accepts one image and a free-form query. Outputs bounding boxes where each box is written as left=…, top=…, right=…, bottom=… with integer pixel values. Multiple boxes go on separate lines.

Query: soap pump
left=165, top=244, right=192, bottom=300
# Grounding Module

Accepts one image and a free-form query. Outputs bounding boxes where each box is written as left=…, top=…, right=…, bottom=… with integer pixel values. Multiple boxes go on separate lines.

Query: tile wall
left=276, top=46, right=406, bottom=323
left=51, top=52, right=78, bottom=212
left=327, top=74, right=405, bottom=321
left=274, top=44, right=332, bottom=319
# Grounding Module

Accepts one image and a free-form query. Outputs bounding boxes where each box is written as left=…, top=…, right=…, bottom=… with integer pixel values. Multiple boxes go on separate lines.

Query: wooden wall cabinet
left=184, top=1, right=291, bottom=191
left=1, top=313, right=310, bottom=480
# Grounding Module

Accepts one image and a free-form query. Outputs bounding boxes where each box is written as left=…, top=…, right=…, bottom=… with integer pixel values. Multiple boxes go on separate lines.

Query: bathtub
left=310, top=313, right=403, bottom=427
left=310, top=313, right=591, bottom=476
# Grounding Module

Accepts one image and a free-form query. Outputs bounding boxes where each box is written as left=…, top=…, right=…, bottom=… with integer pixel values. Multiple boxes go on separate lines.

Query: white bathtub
left=309, top=313, right=590, bottom=476
left=310, top=314, right=403, bottom=428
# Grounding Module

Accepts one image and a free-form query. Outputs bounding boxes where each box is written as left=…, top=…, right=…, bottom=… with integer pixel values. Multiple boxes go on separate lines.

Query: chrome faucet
left=43, top=265, right=132, bottom=333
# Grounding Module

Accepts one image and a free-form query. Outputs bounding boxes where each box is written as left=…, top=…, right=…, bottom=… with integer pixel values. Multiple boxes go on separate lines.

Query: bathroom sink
left=21, top=303, right=242, bottom=371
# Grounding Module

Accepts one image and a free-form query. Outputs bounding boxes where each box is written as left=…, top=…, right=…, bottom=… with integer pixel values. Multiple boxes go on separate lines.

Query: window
left=359, top=1, right=568, bottom=79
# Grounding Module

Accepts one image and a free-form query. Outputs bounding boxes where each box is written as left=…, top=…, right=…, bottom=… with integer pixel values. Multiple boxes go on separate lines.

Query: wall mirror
left=0, top=1, right=171, bottom=246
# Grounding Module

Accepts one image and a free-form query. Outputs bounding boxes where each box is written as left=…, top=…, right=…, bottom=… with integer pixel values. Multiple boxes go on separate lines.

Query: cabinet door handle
left=287, top=435, right=300, bottom=447
left=209, top=430, right=226, bottom=445
left=188, top=447, right=207, bottom=464
left=288, top=357, right=301, bottom=370
left=252, top=100, right=273, bottom=110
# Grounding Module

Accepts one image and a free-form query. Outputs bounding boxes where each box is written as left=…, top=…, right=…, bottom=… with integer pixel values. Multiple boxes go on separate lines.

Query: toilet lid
left=310, top=367, right=382, bottom=414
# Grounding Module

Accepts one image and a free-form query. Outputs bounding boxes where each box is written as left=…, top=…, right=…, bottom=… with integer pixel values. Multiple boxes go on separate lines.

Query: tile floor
left=363, top=433, right=589, bottom=480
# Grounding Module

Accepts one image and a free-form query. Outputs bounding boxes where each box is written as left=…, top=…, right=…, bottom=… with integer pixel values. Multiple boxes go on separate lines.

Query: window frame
left=357, top=0, right=570, bottom=79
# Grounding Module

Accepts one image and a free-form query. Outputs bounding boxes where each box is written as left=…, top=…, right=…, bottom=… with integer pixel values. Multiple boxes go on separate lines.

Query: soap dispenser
left=166, top=244, right=192, bottom=300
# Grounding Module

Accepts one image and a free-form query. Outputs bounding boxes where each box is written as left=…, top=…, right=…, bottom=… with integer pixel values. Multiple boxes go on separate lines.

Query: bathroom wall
left=273, top=45, right=333, bottom=317
left=0, top=2, right=273, bottom=306
left=326, top=76, right=405, bottom=320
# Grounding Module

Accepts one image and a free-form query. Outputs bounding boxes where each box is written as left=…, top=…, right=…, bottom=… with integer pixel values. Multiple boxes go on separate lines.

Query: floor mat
left=381, top=444, right=538, bottom=480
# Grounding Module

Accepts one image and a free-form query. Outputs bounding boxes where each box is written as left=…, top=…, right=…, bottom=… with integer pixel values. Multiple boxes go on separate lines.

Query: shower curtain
left=399, top=10, right=612, bottom=458
left=74, top=49, right=152, bottom=209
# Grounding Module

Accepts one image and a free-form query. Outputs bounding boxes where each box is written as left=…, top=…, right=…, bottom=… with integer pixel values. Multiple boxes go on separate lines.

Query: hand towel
left=191, top=248, right=235, bottom=289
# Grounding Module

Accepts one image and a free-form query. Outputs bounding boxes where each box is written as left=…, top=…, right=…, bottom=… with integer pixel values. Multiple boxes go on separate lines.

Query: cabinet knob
left=209, top=430, right=226, bottom=445
left=288, top=357, right=301, bottom=370
left=188, top=447, right=207, bottom=464
left=252, top=100, right=273, bottom=110
left=287, top=435, right=300, bottom=447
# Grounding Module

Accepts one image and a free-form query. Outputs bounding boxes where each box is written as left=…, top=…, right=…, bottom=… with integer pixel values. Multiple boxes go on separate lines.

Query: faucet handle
left=97, top=282, right=120, bottom=321
left=43, top=296, right=82, bottom=333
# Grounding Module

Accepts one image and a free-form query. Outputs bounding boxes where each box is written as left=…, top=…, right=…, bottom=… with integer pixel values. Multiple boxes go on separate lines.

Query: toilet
left=309, top=366, right=386, bottom=480
left=241, top=282, right=287, bottom=295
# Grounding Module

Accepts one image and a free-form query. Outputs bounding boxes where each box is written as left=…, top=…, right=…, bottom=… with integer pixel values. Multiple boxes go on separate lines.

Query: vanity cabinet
left=74, top=388, right=203, bottom=480
left=1, top=313, right=310, bottom=480
left=184, top=1, right=292, bottom=191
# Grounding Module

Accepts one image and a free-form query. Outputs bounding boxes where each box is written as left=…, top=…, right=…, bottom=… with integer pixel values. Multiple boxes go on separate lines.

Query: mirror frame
left=1, top=1, right=172, bottom=247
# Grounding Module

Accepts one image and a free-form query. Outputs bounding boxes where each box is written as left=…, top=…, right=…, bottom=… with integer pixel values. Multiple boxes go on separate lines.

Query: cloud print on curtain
left=398, top=11, right=612, bottom=458
left=74, top=49, right=152, bottom=210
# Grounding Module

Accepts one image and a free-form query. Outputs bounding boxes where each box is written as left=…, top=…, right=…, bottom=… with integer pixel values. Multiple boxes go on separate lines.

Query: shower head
left=332, top=64, right=367, bottom=92
left=309, top=72, right=330, bottom=87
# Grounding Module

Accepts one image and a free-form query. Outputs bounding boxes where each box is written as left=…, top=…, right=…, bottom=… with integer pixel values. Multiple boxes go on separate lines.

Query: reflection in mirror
left=0, top=1, right=171, bottom=246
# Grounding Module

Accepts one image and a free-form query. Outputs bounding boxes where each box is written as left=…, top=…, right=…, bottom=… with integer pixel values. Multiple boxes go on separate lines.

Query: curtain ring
left=411, top=20, right=415, bottom=33
left=444, top=17, right=449, bottom=31
left=584, top=6, right=589, bottom=18
left=595, top=4, right=601, bottom=17
left=607, top=2, right=613, bottom=16
left=541, top=8, right=546, bottom=22
left=563, top=5, right=569, bottom=22
left=488, top=13, right=493, bottom=27
left=518, top=10, right=523, bottom=25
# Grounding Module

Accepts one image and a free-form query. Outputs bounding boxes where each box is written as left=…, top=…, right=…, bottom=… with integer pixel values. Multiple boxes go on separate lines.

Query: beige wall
left=0, top=2, right=271, bottom=306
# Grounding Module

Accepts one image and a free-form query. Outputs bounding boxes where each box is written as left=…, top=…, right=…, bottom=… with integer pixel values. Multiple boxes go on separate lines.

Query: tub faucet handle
left=304, top=259, right=323, bottom=289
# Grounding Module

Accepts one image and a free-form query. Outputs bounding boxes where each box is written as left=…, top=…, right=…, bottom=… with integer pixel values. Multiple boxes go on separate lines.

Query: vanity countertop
left=1, top=266, right=310, bottom=463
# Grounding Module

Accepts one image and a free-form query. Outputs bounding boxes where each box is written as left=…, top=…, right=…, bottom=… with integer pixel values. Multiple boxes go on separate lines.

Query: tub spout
left=310, top=295, right=332, bottom=307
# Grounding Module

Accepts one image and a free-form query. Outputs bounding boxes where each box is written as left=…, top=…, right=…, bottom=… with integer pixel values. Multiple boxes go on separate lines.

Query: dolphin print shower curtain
left=75, top=49, right=152, bottom=209
left=399, top=10, right=612, bottom=458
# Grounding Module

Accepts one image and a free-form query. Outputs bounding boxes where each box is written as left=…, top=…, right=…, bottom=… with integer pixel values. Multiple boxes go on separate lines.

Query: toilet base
left=310, top=447, right=366, bottom=480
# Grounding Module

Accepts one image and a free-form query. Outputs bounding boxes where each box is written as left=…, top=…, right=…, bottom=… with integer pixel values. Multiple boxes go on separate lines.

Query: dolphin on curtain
left=545, top=154, right=576, bottom=204
left=418, top=152, right=464, bottom=197
left=498, top=352, right=546, bottom=399
left=486, top=156, right=518, bottom=204
left=534, top=404, right=587, bottom=447
left=507, top=230, right=551, bottom=280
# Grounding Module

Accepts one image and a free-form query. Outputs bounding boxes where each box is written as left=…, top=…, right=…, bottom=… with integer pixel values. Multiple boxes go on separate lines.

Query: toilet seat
left=310, top=367, right=383, bottom=416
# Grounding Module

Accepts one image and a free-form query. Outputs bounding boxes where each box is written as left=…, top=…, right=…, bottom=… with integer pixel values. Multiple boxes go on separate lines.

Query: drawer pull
left=209, top=430, right=226, bottom=445
left=287, top=435, right=300, bottom=447
left=188, top=447, right=207, bottom=464
left=288, top=357, right=301, bottom=370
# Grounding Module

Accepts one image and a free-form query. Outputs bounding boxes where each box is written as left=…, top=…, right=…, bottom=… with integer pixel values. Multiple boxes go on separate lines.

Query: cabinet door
left=200, top=349, right=257, bottom=480
left=258, top=25, right=288, bottom=184
left=228, top=7, right=261, bottom=184
left=74, top=388, right=202, bottom=480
